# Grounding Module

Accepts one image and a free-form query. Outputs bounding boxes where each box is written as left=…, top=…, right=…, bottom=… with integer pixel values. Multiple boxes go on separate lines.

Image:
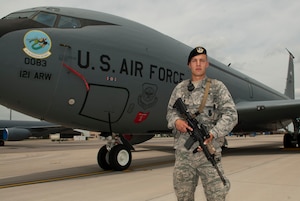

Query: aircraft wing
left=236, top=99, right=300, bottom=131
left=0, top=120, right=75, bottom=143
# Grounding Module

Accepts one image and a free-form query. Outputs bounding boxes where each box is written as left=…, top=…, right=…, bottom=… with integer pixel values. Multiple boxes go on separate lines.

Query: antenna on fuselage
left=284, top=48, right=295, bottom=99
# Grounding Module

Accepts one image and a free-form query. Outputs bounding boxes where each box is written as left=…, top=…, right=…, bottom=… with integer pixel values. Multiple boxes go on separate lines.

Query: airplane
left=0, top=119, right=78, bottom=146
left=0, top=7, right=299, bottom=171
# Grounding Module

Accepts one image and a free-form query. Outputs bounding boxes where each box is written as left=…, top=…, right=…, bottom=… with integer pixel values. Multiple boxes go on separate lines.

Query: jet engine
left=1, top=128, right=31, bottom=141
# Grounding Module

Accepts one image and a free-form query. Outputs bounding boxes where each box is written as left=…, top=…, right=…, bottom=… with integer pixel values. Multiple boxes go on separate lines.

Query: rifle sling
left=192, top=78, right=211, bottom=118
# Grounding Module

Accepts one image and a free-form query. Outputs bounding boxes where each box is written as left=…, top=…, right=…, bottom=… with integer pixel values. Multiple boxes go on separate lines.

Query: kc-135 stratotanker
left=0, top=7, right=299, bottom=170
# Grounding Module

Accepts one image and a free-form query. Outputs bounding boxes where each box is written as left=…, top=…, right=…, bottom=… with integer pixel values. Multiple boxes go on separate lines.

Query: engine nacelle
left=1, top=128, right=31, bottom=141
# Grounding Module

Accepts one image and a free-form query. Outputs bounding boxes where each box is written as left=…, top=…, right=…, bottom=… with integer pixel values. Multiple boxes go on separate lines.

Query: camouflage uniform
left=166, top=77, right=238, bottom=201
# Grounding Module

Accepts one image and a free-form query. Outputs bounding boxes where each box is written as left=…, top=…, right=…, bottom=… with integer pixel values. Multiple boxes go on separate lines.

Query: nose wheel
left=97, top=144, right=132, bottom=171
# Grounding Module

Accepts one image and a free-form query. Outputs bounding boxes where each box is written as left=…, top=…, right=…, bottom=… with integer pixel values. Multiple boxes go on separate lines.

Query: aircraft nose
left=0, top=19, right=25, bottom=37
left=0, top=18, right=47, bottom=38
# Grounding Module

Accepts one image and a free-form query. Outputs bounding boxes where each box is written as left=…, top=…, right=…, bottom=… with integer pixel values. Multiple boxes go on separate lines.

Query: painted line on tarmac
left=0, top=159, right=174, bottom=189
left=0, top=170, right=112, bottom=189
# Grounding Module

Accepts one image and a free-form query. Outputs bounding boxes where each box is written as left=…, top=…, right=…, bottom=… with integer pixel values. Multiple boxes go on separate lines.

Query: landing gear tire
left=97, top=145, right=112, bottom=170
left=109, top=144, right=132, bottom=171
left=0, top=140, right=4, bottom=146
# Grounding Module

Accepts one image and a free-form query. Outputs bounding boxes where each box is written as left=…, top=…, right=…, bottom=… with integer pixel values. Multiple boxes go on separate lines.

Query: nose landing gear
left=97, top=133, right=133, bottom=171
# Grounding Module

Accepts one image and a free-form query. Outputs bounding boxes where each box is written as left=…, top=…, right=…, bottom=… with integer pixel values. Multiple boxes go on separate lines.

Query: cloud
left=0, top=0, right=300, bottom=120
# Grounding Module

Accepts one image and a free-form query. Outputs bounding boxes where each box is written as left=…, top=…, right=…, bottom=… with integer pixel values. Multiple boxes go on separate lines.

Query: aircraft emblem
left=138, top=83, right=158, bottom=110
left=134, top=112, right=149, bottom=123
left=23, top=30, right=52, bottom=59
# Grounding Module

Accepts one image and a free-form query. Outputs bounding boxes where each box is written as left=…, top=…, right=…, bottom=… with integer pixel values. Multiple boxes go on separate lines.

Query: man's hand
left=204, top=133, right=214, bottom=144
left=197, top=133, right=214, bottom=152
left=175, top=119, right=193, bottom=133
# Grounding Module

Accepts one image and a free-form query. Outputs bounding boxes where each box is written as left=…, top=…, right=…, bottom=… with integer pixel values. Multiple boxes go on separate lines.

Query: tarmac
left=1, top=134, right=300, bottom=201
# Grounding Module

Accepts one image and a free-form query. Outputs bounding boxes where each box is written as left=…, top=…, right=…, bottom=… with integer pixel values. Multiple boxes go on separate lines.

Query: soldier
left=166, top=46, right=238, bottom=201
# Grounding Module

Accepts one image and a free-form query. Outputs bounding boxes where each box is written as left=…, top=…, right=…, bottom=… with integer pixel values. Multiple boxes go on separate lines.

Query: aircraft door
left=80, top=85, right=129, bottom=123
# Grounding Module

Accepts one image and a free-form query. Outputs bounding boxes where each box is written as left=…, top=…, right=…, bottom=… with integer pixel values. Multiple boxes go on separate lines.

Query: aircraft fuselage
left=0, top=7, right=292, bottom=134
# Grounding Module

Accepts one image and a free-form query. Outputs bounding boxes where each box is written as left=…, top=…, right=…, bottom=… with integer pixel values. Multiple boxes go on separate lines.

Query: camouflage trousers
left=173, top=150, right=230, bottom=201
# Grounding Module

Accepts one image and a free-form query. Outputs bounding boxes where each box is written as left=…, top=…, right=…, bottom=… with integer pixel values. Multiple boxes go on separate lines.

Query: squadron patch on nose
left=23, top=30, right=52, bottom=59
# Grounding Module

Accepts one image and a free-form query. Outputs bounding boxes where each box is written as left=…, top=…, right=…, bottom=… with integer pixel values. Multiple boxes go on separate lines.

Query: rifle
left=173, top=98, right=226, bottom=186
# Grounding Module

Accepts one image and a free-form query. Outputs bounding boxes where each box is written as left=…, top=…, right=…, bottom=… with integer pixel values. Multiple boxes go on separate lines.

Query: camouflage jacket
left=166, top=76, right=238, bottom=153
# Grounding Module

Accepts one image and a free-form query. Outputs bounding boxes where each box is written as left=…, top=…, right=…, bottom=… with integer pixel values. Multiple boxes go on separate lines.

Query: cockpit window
left=3, top=11, right=36, bottom=19
left=2, top=9, right=116, bottom=29
left=58, top=16, right=81, bottom=28
left=32, top=12, right=57, bottom=27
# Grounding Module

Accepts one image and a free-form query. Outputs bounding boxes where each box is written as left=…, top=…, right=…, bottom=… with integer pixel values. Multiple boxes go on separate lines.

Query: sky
left=0, top=0, right=300, bottom=120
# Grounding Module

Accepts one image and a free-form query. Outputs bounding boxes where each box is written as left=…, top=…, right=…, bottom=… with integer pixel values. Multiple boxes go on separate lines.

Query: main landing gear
left=97, top=133, right=134, bottom=171
left=283, top=118, right=300, bottom=148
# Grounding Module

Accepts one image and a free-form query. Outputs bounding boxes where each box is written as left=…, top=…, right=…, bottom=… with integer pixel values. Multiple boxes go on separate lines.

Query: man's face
left=188, top=54, right=209, bottom=80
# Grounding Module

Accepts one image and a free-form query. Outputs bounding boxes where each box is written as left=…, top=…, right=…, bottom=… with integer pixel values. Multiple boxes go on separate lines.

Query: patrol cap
left=187, top=46, right=207, bottom=64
